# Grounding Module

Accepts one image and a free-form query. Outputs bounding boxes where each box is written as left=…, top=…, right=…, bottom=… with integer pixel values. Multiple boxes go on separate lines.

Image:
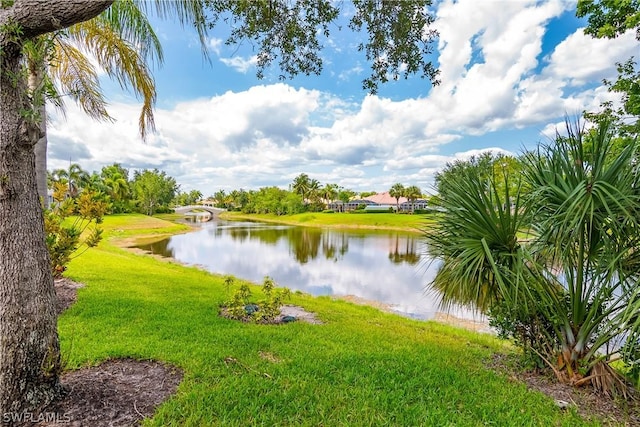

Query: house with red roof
left=327, top=191, right=428, bottom=212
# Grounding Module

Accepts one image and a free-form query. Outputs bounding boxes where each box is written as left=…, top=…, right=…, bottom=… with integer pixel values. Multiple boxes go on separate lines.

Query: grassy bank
left=58, top=214, right=593, bottom=426
left=219, top=211, right=431, bottom=233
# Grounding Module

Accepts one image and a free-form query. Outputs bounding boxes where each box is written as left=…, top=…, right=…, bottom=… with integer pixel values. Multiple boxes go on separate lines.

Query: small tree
left=132, top=169, right=178, bottom=215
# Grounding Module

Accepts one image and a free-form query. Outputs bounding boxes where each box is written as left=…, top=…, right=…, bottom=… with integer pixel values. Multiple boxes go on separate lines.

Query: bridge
left=173, top=205, right=225, bottom=216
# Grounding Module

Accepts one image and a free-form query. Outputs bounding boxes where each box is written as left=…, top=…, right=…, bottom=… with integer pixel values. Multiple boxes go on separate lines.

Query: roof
left=364, top=192, right=407, bottom=205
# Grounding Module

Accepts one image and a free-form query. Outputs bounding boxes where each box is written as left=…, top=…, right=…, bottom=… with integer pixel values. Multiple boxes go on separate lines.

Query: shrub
left=44, top=191, right=106, bottom=278
left=223, top=276, right=291, bottom=323
left=488, top=297, right=559, bottom=370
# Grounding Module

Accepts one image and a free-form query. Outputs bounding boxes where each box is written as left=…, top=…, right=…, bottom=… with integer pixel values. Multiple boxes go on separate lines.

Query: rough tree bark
left=27, top=53, right=49, bottom=209
left=34, top=108, right=48, bottom=208
left=0, top=0, right=113, bottom=415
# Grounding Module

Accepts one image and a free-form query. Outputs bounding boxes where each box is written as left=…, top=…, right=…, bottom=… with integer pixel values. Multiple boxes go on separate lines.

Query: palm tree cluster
left=208, top=174, right=358, bottom=215
left=291, top=173, right=347, bottom=208
left=48, top=163, right=132, bottom=213
left=28, top=0, right=209, bottom=208
left=425, top=120, right=640, bottom=396
left=47, top=162, right=193, bottom=216
left=389, top=183, right=424, bottom=212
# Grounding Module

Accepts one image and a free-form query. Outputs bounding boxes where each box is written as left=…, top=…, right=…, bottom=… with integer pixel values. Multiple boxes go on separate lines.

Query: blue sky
left=47, top=0, right=639, bottom=196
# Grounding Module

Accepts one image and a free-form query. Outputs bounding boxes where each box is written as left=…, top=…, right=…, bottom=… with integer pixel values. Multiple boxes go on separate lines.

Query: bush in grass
left=224, top=277, right=253, bottom=320
left=488, top=297, right=559, bottom=370
left=254, top=277, right=291, bottom=323
left=44, top=190, right=106, bottom=278
left=223, top=276, right=291, bottom=323
left=425, top=120, right=640, bottom=396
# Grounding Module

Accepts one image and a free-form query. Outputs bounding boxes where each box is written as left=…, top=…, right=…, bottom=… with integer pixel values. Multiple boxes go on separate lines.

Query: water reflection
left=136, top=220, right=472, bottom=320
left=218, top=225, right=351, bottom=264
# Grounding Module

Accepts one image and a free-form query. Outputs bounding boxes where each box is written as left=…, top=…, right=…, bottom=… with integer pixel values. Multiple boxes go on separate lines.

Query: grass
left=58, top=214, right=596, bottom=426
left=219, top=211, right=432, bottom=233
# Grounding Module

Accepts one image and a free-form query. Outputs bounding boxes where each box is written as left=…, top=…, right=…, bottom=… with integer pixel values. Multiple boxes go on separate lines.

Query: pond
left=136, top=219, right=479, bottom=321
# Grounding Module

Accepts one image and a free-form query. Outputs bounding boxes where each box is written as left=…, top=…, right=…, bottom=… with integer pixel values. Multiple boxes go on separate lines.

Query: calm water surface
left=137, top=219, right=477, bottom=320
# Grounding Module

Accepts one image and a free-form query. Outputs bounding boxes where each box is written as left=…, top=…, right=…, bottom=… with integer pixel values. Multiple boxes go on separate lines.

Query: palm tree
left=404, top=185, right=422, bottom=212
left=389, top=183, right=405, bottom=212
left=83, top=172, right=107, bottom=192
left=425, top=119, right=640, bottom=396
left=292, top=173, right=311, bottom=203
left=49, top=163, right=87, bottom=199
left=213, top=190, right=228, bottom=208
left=321, top=183, right=339, bottom=206
left=102, top=165, right=131, bottom=212
left=67, top=163, right=88, bottom=198
left=308, top=178, right=321, bottom=205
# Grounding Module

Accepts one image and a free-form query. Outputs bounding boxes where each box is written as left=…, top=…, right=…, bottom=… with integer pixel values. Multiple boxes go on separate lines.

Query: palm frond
left=424, top=162, right=527, bottom=312
left=98, top=0, right=164, bottom=66
left=135, top=0, right=210, bottom=62
left=49, top=37, right=113, bottom=122
left=66, top=18, right=157, bottom=138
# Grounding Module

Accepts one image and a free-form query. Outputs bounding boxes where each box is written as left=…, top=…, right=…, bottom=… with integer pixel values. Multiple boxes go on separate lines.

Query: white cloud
left=208, top=37, right=223, bottom=55
left=544, top=28, right=638, bottom=86
left=428, top=0, right=571, bottom=134
left=338, top=64, right=364, bottom=81
left=220, top=55, right=258, bottom=73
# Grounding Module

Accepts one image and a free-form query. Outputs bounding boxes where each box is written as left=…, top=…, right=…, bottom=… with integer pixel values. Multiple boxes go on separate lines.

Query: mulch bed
left=54, top=278, right=83, bottom=316
left=488, top=353, right=640, bottom=426
left=36, top=359, right=182, bottom=427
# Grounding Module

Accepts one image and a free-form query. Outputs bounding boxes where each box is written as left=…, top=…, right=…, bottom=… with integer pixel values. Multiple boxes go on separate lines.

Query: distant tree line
left=47, top=163, right=201, bottom=216
left=209, top=173, right=357, bottom=215
left=208, top=173, right=429, bottom=215
left=47, top=165, right=431, bottom=218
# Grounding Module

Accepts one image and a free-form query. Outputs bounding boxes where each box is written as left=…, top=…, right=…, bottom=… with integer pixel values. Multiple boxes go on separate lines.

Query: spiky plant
left=425, top=119, right=640, bottom=396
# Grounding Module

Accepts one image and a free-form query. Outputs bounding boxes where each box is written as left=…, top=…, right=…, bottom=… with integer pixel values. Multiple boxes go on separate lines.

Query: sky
left=46, top=0, right=640, bottom=196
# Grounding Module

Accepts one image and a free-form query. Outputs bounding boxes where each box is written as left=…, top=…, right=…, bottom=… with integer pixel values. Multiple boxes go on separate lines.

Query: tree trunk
left=0, top=0, right=113, bottom=415
left=34, top=108, right=48, bottom=208
left=0, top=38, right=61, bottom=416
left=27, top=53, right=49, bottom=209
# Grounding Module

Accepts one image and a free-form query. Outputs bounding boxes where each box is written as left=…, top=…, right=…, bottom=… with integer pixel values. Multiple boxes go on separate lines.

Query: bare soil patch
left=336, top=294, right=396, bottom=313
left=433, top=312, right=493, bottom=334
left=489, top=353, right=640, bottom=426
left=54, top=278, right=84, bottom=315
left=279, top=304, right=323, bottom=324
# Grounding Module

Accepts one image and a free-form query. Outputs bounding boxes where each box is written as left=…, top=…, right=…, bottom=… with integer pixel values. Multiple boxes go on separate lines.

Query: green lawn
left=219, top=211, right=432, bottom=233
left=58, top=214, right=595, bottom=426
